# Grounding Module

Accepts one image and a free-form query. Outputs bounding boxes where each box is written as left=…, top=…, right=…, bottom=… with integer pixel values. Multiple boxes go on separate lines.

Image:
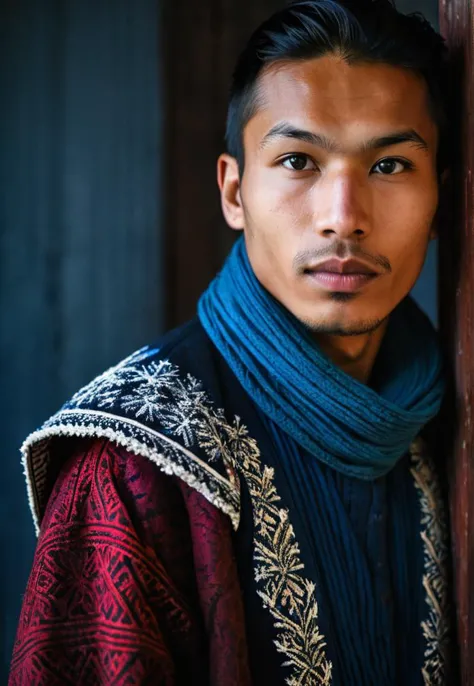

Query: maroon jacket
left=10, top=438, right=251, bottom=685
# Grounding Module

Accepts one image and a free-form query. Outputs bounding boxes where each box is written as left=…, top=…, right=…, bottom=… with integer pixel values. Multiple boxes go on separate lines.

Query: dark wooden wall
left=438, top=1, right=474, bottom=683
left=162, top=0, right=286, bottom=327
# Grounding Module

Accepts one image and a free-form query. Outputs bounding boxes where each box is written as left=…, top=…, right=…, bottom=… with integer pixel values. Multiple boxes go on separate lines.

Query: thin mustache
left=293, top=244, right=392, bottom=274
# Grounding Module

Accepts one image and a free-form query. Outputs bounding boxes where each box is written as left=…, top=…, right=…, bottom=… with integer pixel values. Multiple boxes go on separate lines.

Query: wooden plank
left=438, top=0, right=474, bottom=682
left=213, top=0, right=286, bottom=263
left=162, top=0, right=284, bottom=327
left=162, top=0, right=222, bottom=327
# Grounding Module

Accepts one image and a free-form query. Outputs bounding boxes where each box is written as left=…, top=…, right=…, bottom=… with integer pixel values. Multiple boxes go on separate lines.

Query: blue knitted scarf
left=198, top=237, right=444, bottom=479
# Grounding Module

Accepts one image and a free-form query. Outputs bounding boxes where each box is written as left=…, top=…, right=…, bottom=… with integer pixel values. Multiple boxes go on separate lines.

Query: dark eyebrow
left=259, top=122, right=429, bottom=153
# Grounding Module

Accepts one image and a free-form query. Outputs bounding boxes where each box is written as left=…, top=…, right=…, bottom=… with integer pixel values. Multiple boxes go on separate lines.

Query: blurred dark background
left=0, top=0, right=439, bottom=678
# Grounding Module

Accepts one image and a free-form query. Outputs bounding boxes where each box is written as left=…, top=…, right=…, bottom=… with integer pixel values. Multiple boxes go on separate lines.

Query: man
left=10, top=1, right=451, bottom=684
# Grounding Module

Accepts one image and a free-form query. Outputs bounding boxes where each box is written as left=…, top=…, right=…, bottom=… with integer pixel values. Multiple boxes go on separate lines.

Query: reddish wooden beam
left=438, top=1, right=474, bottom=683
left=161, top=1, right=222, bottom=328
left=161, top=0, right=283, bottom=328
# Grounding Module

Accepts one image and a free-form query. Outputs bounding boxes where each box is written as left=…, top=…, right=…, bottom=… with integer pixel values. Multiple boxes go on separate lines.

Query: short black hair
left=225, top=0, right=448, bottom=174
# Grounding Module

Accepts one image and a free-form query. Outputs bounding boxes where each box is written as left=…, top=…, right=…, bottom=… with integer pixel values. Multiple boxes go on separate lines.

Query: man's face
left=218, top=55, right=439, bottom=335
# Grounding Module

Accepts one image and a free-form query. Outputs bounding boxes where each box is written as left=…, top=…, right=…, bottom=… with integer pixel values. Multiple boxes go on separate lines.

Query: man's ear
left=217, top=154, right=244, bottom=230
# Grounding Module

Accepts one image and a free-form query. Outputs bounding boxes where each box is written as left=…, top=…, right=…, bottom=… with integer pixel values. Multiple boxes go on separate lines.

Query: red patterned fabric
left=10, top=439, right=251, bottom=685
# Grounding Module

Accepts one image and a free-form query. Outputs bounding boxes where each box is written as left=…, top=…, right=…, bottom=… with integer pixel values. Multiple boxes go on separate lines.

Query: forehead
left=245, top=54, right=437, bottom=150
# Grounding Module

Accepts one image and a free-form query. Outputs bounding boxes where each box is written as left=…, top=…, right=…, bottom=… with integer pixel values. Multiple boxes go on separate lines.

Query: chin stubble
left=300, top=312, right=388, bottom=337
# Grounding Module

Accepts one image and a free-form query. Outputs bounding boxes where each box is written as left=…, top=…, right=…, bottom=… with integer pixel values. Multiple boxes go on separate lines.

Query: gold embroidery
left=226, top=419, right=333, bottom=685
left=27, top=347, right=450, bottom=685
left=410, top=439, right=450, bottom=686
left=24, top=348, right=331, bottom=685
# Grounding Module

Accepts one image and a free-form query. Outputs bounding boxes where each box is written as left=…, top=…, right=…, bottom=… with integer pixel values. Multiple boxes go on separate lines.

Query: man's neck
left=314, top=321, right=389, bottom=384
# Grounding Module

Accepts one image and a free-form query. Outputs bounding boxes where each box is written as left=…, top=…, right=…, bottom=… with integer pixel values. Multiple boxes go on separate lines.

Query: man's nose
left=313, top=174, right=371, bottom=240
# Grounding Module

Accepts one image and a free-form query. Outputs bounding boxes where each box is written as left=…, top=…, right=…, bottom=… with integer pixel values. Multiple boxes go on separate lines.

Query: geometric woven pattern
left=10, top=439, right=250, bottom=685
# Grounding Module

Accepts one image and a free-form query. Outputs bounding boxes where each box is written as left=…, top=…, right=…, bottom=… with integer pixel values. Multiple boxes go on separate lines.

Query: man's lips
left=303, top=258, right=381, bottom=293
left=305, top=258, right=380, bottom=275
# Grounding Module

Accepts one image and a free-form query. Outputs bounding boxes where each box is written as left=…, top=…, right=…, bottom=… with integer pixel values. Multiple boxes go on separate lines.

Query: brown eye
left=372, top=158, right=409, bottom=175
left=282, top=154, right=312, bottom=171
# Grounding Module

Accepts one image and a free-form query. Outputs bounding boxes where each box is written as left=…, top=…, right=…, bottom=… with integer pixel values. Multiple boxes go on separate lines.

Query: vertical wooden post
left=162, top=0, right=283, bottom=328
left=438, top=1, right=474, bottom=683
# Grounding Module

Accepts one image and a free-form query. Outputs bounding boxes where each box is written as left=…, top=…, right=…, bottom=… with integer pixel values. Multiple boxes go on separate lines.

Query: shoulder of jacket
left=22, top=318, right=243, bottom=535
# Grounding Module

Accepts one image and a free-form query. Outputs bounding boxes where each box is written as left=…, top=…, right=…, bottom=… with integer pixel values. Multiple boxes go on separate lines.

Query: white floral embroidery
left=22, top=353, right=448, bottom=686
left=69, top=346, right=161, bottom=409
left=23, top=353, right=331, bottom=684
left=23, top=349, right=242, bottom=536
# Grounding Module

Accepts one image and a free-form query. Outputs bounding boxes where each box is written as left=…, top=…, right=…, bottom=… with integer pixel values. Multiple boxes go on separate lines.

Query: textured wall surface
left=438, top=0, right=474, bottom=681
left=0, top=0, right=163, bottom=676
